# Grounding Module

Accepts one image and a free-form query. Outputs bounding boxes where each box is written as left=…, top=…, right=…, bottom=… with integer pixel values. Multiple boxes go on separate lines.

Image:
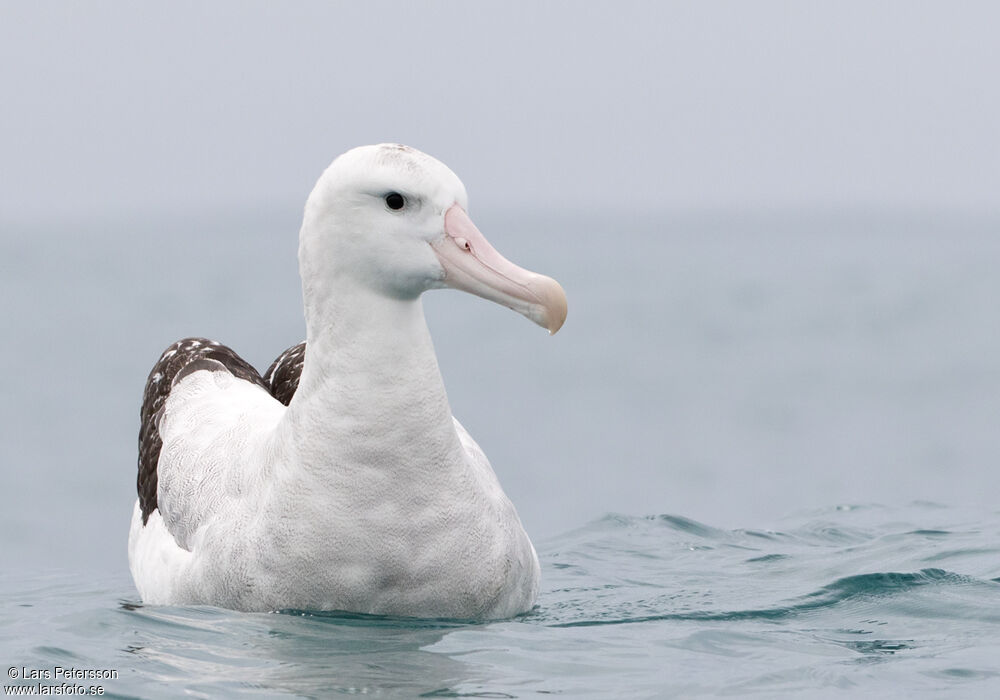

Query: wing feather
left=136, top=338, right=309, bottom=539
left=263, top=341, right=306, bottom=406
left=137, top=338, right=270, bottom=524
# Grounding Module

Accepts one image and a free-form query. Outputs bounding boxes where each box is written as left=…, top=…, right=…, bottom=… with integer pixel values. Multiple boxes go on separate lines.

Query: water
left=3, top=502, right=1000, bottom=698
left=3, top=209, right=1000, bottom=696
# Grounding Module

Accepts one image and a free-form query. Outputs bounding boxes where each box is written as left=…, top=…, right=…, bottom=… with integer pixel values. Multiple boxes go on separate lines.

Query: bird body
left=129, top=144, right=565, bottom=619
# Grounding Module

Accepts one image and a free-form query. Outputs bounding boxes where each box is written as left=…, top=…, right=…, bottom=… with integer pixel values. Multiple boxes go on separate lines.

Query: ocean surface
left=3, top=503, right=1000, bottom=698
left=2, top=209, right=1000, bottom=697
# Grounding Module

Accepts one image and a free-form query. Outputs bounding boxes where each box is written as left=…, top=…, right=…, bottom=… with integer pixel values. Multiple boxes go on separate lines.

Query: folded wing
left=137, top=338, right=272, bottom=524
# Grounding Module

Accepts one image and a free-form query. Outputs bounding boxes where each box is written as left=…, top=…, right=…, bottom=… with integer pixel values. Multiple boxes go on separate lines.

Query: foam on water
left=3, top=503, right=1000, bottom=698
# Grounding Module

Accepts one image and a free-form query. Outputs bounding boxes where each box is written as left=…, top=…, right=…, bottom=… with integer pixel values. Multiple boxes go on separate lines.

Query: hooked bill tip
left=535, top=276, right=567, bottom=335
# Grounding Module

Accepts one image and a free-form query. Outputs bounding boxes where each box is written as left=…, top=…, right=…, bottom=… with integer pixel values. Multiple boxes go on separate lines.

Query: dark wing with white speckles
left=263, top=341, right=306, bottom=407
left=137, top=338, right=270, bottom=525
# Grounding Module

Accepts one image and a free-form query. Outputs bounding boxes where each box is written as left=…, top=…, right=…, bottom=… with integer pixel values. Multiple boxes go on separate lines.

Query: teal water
left=4, top=503, right=1000, bottom=698
left=4, top=211, right=1000, bottom=696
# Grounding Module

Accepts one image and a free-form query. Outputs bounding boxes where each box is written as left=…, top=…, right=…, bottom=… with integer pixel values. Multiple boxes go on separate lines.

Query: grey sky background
left=2, top=1, right=998, bottom=225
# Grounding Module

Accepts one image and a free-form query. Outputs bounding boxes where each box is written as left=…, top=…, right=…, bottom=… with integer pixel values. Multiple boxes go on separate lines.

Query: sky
left=1, top=1, right=998, bottom=225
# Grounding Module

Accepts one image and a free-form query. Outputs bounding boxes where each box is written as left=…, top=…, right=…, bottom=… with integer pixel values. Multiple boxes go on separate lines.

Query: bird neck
left=277, top=281, right=464, bottom=475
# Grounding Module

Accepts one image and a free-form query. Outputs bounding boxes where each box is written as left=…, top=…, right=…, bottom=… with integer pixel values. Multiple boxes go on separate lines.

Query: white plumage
left=128, top=144, right=566, bottom=619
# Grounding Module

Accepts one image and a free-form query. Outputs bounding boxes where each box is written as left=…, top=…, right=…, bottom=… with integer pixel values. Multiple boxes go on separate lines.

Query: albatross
left=128, top=144, right=567, bottom=619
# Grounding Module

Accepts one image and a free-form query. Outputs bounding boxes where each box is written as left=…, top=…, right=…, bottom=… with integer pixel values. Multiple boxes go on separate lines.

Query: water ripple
left=4, top=503, right=1000, bottom=697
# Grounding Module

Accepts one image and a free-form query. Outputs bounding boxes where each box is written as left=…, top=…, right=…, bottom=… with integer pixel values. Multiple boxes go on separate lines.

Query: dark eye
left=384, top=192, right=405, bottom=210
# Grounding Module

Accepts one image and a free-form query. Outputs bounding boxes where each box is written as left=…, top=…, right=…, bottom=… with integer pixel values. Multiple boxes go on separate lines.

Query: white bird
left=128, top=144, right=567, bottom=619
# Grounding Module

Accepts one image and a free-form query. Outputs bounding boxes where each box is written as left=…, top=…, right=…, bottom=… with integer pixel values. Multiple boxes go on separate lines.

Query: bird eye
left=384, top=192, right=405, bottom=210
